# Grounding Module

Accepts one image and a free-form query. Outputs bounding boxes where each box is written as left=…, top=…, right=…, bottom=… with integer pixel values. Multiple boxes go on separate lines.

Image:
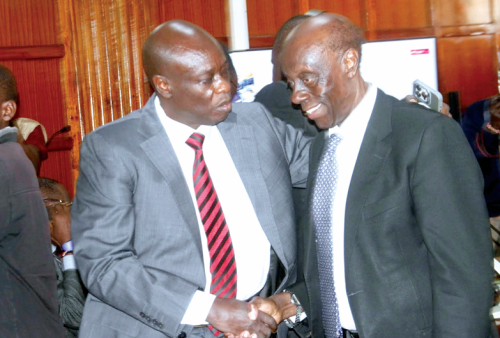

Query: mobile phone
left=413, top=79, right=443, bottom=112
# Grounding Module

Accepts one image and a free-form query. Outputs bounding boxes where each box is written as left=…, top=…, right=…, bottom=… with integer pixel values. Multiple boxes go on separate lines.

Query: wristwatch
left=282, top=290, right=305, bottom=329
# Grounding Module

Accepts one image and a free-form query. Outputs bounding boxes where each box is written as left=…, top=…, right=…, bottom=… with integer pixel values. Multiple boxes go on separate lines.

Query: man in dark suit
left=72, top=20, right=310, bottom=338
left=249, top=13, right=493, bottom=338
left=0, top=126, right=65, bottom=337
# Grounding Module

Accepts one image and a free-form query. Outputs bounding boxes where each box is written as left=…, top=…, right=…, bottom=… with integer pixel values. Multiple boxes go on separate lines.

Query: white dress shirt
left=328, top=84, right=377, bottom=330
left=154, top=98, right=271, bottom=325
left=51, top=244, right=77, bottom=270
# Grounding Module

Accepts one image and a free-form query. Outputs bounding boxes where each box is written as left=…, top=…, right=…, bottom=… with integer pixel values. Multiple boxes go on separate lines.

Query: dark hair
left=38, top=177, right=60, bottom=195
left=273, top=15, right=310, bottom=57
left=219, top=41, right=237, bottom=77
left=0, top=64, right=19, bottom=104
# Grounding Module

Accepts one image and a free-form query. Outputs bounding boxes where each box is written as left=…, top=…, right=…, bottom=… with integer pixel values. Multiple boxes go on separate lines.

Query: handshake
left=206, top=292, right=298, bottom=338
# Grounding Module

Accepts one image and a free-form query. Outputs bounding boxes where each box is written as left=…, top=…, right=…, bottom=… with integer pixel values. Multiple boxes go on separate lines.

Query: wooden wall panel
left=308, top=0, right=365, bottom=28
left=369, top=0, right=431, bottom=30
left=437, top=35, right=498, bottom=111
left=246, top=0, right=296, bottom=38
left=159, top=0, right=226, bottom=38
left=0, top=0, right=58, bottom=46
left=434, top=0, right=492, bottom=26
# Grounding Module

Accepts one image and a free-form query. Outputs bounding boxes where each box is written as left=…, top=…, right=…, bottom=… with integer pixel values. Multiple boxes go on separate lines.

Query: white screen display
left=229, top=37, right=438, bottom=102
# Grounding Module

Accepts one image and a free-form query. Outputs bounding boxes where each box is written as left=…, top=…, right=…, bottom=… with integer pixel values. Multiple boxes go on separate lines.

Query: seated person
left=39, top=177, right=87, bottom=338
left=0, top=64, right=48, bottom=174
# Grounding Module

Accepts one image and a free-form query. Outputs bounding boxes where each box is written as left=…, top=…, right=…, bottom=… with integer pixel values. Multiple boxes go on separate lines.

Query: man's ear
left=1, top=100, right=17, bottom=123
left=152, top=75, right=172, bottom=99
left=342, top=48, right=360, bottom=79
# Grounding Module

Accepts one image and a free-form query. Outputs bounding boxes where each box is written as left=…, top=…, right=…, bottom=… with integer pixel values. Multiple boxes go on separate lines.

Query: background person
left=39, top=177, right=87, bottom=338
left=0, top=126, right=64, bottom=338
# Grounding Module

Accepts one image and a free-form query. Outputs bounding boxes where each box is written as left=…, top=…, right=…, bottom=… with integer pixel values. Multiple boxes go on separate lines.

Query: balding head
left=283, top=13, right=365, bottom=67
left=142, top=20, right=232, bottom=129
left=280, top=14, right=368, bottom=129
left=142, top=20, right=223, bottom=88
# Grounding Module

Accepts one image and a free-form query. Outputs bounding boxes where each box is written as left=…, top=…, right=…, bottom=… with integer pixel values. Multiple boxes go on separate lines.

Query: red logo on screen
left=410, top=49, right=430, bottom=55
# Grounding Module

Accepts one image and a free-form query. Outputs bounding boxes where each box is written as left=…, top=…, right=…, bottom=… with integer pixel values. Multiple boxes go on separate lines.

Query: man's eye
left=201, top=78, right=213, bottom=84
left=303, top=78, right=313, bottom=85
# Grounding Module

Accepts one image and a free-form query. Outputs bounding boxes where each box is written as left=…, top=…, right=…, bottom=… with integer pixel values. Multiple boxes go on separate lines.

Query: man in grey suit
left=71, top=20, right=310, bottom=338
left=249, top=13, right=494, bottom=338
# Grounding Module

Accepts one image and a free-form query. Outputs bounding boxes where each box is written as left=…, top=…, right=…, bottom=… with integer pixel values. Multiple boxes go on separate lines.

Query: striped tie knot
left=186, top=132, right=205, bottom=150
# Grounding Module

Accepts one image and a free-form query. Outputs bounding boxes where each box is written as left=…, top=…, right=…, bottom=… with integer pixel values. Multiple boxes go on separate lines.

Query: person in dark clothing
left=39, top=177, right=87, bottom=338
left=0, top=126, right=64, bottom=338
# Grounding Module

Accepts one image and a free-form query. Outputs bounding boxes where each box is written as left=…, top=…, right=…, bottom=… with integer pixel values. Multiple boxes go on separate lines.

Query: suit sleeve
left=58, top=269, right=86, bottom=330
left=411, top=116, right=493, bottom=337
left=252, top=103, right=312, bottom=188
left=72, top=132, right=201, bottom=337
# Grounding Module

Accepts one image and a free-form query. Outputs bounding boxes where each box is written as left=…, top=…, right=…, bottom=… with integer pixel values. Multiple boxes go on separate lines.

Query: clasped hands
left=207, top=293, right=295, bottom=338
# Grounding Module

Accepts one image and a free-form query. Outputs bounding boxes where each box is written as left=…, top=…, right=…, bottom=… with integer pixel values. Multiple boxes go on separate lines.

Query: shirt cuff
left=62, top=254, right=77, bottom=271
left=180, top=291, right=216, bottom=325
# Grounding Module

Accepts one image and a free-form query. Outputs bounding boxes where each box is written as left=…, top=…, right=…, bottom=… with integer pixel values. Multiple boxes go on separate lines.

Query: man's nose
left=291, top=86, right=308, bottom=105
left=214, top=75, right=231, bottom=94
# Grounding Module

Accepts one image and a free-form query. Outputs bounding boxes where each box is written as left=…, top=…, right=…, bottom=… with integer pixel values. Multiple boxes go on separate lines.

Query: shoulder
left=254, top=81, right=289, bottom=102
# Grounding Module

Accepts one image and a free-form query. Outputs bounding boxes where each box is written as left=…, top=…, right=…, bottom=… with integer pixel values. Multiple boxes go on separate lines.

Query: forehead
left=281, top=39, right=333, bottom=74
left=170, top=42, right=226, bottom=73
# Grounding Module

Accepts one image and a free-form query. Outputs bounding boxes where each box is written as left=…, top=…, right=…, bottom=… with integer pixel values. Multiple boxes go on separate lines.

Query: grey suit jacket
left=289, top=90, right=493, bottom=338
left=72, top=95, right=310, bottom=338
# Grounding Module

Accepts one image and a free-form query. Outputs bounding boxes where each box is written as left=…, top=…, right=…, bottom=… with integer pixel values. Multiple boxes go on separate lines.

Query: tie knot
left=186, top=132, right=205, bottom=150
left=327, top=133, right=342, bottom=149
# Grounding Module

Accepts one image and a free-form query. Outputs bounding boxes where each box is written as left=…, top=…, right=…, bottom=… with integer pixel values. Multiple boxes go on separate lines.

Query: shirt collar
left=154, top=96, right=213, bottom=143
left=329, top=83, right=377, bottom=139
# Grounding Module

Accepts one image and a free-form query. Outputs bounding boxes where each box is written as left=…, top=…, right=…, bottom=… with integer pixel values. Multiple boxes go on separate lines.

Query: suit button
left=146, top=316, right=151, bottom=322
left=152, top=319, right=158, bottom=325
left=178, top=331, right=187, bottom=338
left=158, top=323, right=164, bottom=328
left=140, top=312, right=145, bottom=318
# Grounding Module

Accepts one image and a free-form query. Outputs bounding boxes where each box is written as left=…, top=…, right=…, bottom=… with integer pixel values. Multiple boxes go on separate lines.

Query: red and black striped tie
left=186, top=132, right=237, bottom=336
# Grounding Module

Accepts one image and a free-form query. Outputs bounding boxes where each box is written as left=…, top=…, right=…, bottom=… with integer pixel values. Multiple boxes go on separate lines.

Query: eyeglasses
left=43, top=198, right=73, bottom=207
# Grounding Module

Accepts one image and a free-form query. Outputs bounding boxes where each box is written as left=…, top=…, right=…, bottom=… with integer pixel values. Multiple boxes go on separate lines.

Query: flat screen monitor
left=229, top=37, right=438, bottom=102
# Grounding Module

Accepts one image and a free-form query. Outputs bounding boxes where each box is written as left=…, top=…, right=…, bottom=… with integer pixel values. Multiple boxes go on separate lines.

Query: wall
left=0, top=0, right=73, bottom=194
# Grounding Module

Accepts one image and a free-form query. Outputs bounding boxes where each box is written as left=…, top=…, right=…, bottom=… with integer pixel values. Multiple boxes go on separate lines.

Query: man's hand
left=48, top=203, right=72, bottom=248
left=225, top=293, right=297, bottom=338
left=207, top=298, right=277, bottom=338
left=250, top=293, right=296, bottom=324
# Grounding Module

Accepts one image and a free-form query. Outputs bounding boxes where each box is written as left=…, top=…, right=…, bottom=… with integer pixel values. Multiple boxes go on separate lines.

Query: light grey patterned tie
left=313, top=133, right=342, bottom=338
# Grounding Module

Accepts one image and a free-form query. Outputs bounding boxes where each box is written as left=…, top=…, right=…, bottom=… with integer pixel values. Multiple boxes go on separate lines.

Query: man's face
left=281, top=42, right=350, bottom=129
left=161, top=43, right=233, bottom=129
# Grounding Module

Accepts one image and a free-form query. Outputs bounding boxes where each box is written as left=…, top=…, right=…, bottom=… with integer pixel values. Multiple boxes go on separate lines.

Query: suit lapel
left=217, top=113, right=287, bottom=267
left=344, top=90, right=393, bottom=263
left=138, top=95, right=203, bottom=263
left=304, top=131, right=328, bottom=280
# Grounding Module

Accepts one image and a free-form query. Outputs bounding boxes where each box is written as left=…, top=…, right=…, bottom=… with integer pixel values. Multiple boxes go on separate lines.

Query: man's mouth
left=216, top=101, right=232, bottom=111
left=304, top=104, right=322, bottom=115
